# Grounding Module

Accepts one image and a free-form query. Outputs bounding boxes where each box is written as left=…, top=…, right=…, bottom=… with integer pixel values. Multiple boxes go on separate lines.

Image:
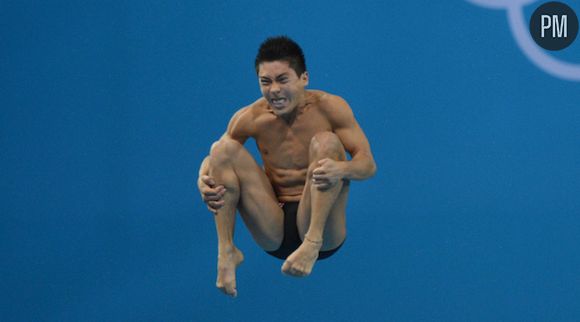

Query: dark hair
left=255, top=36, right=306, bottom=76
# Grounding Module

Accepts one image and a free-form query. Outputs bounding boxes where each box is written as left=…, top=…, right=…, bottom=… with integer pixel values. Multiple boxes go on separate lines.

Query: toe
left=226, top=287, right=237, bottom=297
left=289, top=265, right=306, bottom=278
left=226, top=281, right=237, bottom=297
left=281, top=260, right=292, bottom=275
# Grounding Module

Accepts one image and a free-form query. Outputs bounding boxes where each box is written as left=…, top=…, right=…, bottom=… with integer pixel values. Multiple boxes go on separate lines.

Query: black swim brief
left=266, top=202, right=344, bottom=260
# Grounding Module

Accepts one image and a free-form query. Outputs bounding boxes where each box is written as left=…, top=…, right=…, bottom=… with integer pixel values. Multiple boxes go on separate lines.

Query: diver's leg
left=282, top=132, right=348, bottom=277
left=209, top=137, right=284, bottom=296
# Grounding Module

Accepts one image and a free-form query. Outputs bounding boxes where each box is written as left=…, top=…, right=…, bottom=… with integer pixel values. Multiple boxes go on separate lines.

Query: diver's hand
left=312, top=158, right=345, bottom=190
left=198, top=175, right=226, bottom=214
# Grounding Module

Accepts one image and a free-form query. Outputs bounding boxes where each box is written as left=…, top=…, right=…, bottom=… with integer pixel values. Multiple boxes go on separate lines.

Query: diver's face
left=258, top=60, right=309, bottom=116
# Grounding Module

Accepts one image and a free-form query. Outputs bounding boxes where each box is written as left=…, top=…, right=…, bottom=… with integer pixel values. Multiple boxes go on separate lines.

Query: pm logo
left=530, top=1, right=578, bottom=50
left=468, top=0, right=580, bottom=81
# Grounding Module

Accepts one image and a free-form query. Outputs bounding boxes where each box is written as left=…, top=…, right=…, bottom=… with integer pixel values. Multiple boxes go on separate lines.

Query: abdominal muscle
left=264, top=166, right=308, bottom=202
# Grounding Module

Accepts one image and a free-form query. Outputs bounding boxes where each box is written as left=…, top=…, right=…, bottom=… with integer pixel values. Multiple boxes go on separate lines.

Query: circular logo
left=529, top=1, right=578, bottom=51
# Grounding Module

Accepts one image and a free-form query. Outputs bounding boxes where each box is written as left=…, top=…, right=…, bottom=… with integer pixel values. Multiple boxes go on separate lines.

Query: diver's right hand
left=198, top=175, right=226, bottom=214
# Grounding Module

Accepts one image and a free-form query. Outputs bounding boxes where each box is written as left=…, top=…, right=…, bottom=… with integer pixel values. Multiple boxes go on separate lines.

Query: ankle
left=304, top=234, right=323, bottom=245
left=218, top=244, right=237, bottom=254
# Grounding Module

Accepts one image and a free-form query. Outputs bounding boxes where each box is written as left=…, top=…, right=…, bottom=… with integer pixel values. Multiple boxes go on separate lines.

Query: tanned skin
left=198, top=60, right=376, bottom=297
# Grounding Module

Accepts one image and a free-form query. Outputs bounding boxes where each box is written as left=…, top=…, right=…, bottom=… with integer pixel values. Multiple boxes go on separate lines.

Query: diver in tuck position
left=197, top=36, right=376, bottom=297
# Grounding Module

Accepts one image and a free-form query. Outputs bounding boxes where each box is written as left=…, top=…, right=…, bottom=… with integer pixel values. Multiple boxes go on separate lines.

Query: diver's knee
left=309, top=131, right=344, bottom=159
left=210, top=138, right=243, bottom=164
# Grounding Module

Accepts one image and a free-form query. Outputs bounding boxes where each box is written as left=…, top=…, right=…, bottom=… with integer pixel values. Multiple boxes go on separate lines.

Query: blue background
left=1, top=1, right=579, bottom=321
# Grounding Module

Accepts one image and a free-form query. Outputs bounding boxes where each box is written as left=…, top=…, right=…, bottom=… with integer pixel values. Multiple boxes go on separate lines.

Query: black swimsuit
left=266, top=202, right=344, bottom=260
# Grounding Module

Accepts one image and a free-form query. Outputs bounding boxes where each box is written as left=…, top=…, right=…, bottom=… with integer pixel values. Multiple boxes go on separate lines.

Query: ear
left=301, top=71, right=309, bottom=86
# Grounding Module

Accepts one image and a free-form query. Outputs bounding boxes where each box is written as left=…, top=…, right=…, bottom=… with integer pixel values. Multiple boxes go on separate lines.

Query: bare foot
left=216, top=247, right=244, bottom=297
left=281, top=239, right=322, bottom=277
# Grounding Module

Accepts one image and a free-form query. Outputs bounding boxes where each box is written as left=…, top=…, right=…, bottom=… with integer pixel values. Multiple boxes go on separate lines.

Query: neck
left=282, top=91, right=310, bottom=123
left=279, top=107, right=298, bottom=124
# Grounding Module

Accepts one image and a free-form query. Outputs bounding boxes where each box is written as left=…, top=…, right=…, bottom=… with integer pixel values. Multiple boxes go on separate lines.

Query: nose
left=270, top=82, right=281, bottom=94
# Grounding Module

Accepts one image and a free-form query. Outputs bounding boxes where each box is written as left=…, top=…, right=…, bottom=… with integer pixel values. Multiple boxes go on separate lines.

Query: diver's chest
left=255, top=115, right=331, bottom=156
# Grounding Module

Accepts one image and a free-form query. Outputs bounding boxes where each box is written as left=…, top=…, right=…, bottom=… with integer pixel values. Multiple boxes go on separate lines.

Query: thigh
left=296, top=180, right=350, bottom=251
left=226, top=145, right=284, bottom=251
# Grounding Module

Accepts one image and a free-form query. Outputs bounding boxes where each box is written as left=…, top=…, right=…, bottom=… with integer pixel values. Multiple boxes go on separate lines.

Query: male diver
left=197, top=36, right=376, bottom=297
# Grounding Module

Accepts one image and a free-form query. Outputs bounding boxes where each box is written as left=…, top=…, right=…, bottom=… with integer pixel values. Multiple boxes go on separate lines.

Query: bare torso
left=234, top=90, right=334, bottom=202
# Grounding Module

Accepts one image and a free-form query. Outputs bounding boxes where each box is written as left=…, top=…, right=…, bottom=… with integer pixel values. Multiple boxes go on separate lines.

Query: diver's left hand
left=312, top=158, right=345, bottom=190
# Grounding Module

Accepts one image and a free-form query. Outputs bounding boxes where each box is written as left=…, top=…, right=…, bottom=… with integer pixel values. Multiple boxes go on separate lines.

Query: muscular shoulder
left=227, top=98, right=270, bottom=139
left=311, top=90, right=355, bottom=128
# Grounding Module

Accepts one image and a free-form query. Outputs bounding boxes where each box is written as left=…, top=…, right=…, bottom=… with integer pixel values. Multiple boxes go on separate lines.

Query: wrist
left=338, top=161, right=350, bottom=179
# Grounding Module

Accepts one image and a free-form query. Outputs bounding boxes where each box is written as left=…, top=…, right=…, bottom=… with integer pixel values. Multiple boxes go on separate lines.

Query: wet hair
left=255, top=36, right=306, bottom=76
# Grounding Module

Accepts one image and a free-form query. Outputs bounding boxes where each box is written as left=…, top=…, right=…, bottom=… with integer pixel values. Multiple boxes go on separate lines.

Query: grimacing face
left=258, top=60, right=309, bottom=116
